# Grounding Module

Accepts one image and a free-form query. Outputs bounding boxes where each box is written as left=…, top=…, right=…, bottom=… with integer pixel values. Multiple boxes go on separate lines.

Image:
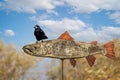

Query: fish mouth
left=22, top=46, right=33, bottom=55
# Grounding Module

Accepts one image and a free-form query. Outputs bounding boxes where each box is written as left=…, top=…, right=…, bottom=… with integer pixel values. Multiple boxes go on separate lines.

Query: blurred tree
left=46, top=39, right=120, bottom=80
left=0, top=41, right=41, bottom=80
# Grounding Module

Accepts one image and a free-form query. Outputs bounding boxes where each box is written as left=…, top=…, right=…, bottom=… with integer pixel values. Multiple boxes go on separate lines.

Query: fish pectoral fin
left=86, top=55, right=96, bottom=67
left=104, top=41, right=115, bottom=60
left=70, top=58, right=76, bottom=67
left=90, top=41, right=97, bottom=45
left=57, top=31, right=74, bottom=40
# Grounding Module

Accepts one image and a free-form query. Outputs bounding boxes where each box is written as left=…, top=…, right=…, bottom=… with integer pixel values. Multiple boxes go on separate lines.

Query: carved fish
left=23, top=31, right=115, bottom=67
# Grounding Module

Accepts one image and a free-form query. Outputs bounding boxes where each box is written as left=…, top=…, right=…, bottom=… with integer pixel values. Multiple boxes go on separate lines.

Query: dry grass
left=0, top=41, right=41, bottom=80
left=46, top=39, right=120, bottom=80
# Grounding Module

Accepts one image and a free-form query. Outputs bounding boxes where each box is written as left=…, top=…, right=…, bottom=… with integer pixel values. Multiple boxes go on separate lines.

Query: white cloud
left=0, top=0, right=64, bottom=13
left=38, top=18, right=86, bottom=33
left=73, top=27, right=97, bottom=41
left=109, top=11, right=120, bottom=24
left=29, top=14, right=50, bottom=21
left=51, top=0, right=65, bottom=6
left=4, top=29, right=15, bottom=36
left=99, top=27, right=120, bottom=42
left=37, top=18, right=120, bottom=42
left=65, top=0, right=120, bottom=13
left=46, top=10, right=58, bottom=16
left=1, top=0, right=120, bottom=14
left=72, top=26, right=120, bottom=42
left=74, top=26, right=120, bottom=42
left=1, top=0, right=120, bottom=17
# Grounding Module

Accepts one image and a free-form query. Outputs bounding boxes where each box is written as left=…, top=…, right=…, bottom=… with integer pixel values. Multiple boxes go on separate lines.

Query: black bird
left=34, top=25, right=48, bottom=43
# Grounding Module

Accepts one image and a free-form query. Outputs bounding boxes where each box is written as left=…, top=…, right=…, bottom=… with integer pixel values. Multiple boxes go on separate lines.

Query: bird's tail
left=104, top=41, right=115, bottom=60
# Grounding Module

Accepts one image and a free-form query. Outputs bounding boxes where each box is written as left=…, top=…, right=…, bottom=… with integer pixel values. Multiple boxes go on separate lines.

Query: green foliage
left=46, top=39, right=120, bottom=80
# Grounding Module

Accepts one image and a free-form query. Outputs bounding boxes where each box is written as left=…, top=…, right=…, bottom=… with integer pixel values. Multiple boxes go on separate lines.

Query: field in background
left=46, top=38, right=120, bottom=80
left=0, top=39, right=120, bottom=80
left=0, top=41, right=42, bottom=80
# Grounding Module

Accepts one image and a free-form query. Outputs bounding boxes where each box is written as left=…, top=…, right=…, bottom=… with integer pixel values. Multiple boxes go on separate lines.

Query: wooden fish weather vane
left=23, top=31, right=115, bottom=80
left=23, top=31, right=115, bottom=67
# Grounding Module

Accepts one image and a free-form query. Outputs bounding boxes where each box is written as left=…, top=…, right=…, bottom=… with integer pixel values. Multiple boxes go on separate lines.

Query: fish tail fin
left=86, top=55, right=96, bottom=67
left=104, top=41, right=115, bottom=60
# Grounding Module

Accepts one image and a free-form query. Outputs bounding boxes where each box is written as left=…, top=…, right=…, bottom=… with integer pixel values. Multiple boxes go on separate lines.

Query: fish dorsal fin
left=90, top=41, right=97, bottom=45
left=58, top=31, right=76, bottom=67
left=57, top=31, right=74, bottom=40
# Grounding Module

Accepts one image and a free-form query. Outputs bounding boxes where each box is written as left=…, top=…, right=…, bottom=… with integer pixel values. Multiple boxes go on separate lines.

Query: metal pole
left=61, top=59, right=64, bottom=80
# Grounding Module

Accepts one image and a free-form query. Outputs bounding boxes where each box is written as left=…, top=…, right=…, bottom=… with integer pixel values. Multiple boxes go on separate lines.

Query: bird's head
left=34, top=25, right=40, bottom=30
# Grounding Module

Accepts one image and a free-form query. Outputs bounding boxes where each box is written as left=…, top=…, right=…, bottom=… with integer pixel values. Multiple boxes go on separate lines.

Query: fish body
left=23, top=31, right=115, bottom=67
left=23, top=39, right=108, bottom=59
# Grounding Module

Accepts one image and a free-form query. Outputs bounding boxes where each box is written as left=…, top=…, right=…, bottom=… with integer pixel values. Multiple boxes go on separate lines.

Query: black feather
left=34, top=25, right=48, bottom=41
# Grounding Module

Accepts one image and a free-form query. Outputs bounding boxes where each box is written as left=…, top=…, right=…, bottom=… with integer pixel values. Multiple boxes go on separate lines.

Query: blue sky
left=0, top=0, right=120, bottom=50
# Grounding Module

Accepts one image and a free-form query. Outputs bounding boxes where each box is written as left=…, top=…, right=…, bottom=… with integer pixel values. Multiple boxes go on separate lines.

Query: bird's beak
left=34, top=26, right=37, bottom=29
